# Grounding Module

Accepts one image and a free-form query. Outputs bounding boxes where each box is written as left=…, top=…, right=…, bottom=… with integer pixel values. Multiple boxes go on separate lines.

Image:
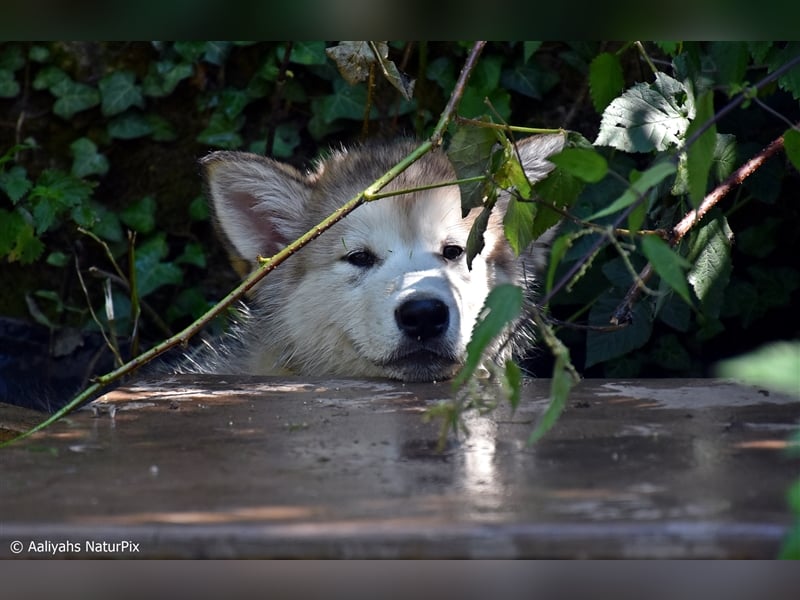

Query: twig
left=611, top=127, right=793, bottom=325
left=1, top=41, right=489, bottom=447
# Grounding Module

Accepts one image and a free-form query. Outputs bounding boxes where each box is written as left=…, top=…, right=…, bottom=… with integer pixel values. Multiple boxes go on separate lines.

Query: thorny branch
left=611, top=126, right=796, bottom=325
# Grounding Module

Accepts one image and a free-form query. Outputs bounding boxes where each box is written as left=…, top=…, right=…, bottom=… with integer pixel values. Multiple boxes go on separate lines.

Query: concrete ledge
left=1, top=376, right=798, bottom=558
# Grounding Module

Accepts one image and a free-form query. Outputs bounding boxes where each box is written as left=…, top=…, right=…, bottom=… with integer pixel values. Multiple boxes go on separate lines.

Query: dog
left=186, top=134, right=565, bottom=382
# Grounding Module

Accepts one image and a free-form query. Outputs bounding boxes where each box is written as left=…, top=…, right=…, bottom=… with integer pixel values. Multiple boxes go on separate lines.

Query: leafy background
left=0, top=41, right=798, bottom=412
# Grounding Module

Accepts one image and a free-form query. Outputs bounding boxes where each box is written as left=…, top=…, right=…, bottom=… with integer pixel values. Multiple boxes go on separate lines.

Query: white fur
left=193, top=135, right=565, bottom=382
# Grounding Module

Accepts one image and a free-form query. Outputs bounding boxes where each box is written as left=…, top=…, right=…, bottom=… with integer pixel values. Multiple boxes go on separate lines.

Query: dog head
left=202, top=135, right=564, bottom=381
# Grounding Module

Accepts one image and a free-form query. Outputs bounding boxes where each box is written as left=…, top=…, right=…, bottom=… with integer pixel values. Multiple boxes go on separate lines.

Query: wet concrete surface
left=1, top=376, right=798, bottom=558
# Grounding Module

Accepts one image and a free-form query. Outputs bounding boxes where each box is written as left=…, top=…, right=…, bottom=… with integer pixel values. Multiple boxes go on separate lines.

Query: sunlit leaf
left=595, top=73, right=693, bottom=152
left=453, top=284, right=522, bottom=388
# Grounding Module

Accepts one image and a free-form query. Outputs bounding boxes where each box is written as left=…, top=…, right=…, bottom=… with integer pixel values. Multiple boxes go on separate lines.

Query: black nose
left=395, top=298, right=449, bottom=340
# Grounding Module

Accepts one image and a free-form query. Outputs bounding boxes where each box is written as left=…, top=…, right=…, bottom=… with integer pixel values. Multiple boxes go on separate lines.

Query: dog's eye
left=442, top=245, right=464, bottom=261
left=344, top=249, right=377, bottom=268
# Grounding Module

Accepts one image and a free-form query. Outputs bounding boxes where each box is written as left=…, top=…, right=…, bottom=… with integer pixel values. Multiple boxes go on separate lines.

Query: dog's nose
left=395, top=298, right=449, bottom=340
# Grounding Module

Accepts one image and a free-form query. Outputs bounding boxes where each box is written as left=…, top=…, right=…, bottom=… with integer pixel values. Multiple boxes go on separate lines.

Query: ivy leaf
left=595, top=73, right=694, bottom=153
left=134, top=233, right=182, bottom=297
left=70, top=137, right=109, bottom=178
left=142, top=60, right=194, bottom=97
left=453, top=284, right=523, bottom=388
left=99, top=71, right=144, bottom=117
left=0, top=70, right=19, bottom=97
left=52, top=80, right=100, bottom=119
left=108, top=111, right=154, bottom=139
left=641, top=234, right=693, bottom=306
left=280, top=41, right=328, bottom=65
left=529, top=165, right=583, bottom=240
left=589, top=52, right=624, bottom=113
left=33, top=65, right=70, bottom=91
left=120, top=196, right=156, bottom=234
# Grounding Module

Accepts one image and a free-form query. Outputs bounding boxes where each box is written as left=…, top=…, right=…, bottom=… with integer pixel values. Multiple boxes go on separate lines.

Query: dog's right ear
left=201, top=151, right=312, bottom=271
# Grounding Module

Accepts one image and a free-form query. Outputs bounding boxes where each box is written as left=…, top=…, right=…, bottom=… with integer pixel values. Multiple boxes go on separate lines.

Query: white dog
left=189, top=135, right=564, bottom=382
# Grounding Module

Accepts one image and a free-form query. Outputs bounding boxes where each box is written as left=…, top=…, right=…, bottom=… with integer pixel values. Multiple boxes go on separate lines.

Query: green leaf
left=586, top=289, right=653, bottom=368
left=196, top=111, right=244, bottom=149
left=587, top=161, right=676, bottom=221
left=108, top=111, right=154, bottom=139
left=46, top=251, right=70, bottom=267
left=447, top=124, right=496, bottom=213
left=99, top=71, right=144, bottom=117
left=281, top=41, right=328, bottom=65
left=189, top=196, right=209, bottom=221
left=453, top=284, right=523, bottom=387
left=527, top=313, right=579, bottom=443
left=589, top=52, right=624, bottom=113
left=709, top=42, right=749, bottom=90
left=70, top=137, right=109, bottom=178
left=121, top=196, right=157, bottom=234
left=504, top=197, right=536, bottom=256
left=716, top=342, right=800, bottom=398
left=465, top=202, right=493, bottom=270
left=687, top=215, right=733, bottom=319
left=685, top=90, right=716, bottom=207
left=527, top=355, right=570, bottom=444
left=33, top=65, right=70, bottom=91
left=529, top=165, right=583, bottom=239
left=0, top=165, right=32, bottom=203
left=784, top=128, right=800, bottom=172
left=548, top=147, right=608, bottom=183
left=712, top=133, right=737, bottom=182
left=523, top=42, right=542, bottom=63
left=52, top=80, right=100, bottom=119
left=143, top=60, right=194, bottom=97
left=134, top=234, right=183, bottom=297
left=595, top=73, right=693, bottom=153
left=641, top=235, right=693, bottom=306
left=0, top=70, right=20, bottom=97
left=176, top=241, right=207, bottom=268
left=502, top=360, right=522, bottom=411
left=270, top=123, right=301, bottom=159
left=0, top=210, right=44, bottom=264
left=0, top=45, right=24, bottom=71
left=87, top=202, right=123, bottom=243
left=767, top=42, right=800, bottom=100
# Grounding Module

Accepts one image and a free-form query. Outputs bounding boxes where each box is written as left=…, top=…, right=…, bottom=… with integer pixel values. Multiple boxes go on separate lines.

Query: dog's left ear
left=514, top=133, right=566, bottom=184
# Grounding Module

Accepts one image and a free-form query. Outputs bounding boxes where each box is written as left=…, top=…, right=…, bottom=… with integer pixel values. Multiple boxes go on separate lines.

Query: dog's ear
left=515, top=133, right=565, bottom=185
left=201, top=151, right=312, bottom=272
